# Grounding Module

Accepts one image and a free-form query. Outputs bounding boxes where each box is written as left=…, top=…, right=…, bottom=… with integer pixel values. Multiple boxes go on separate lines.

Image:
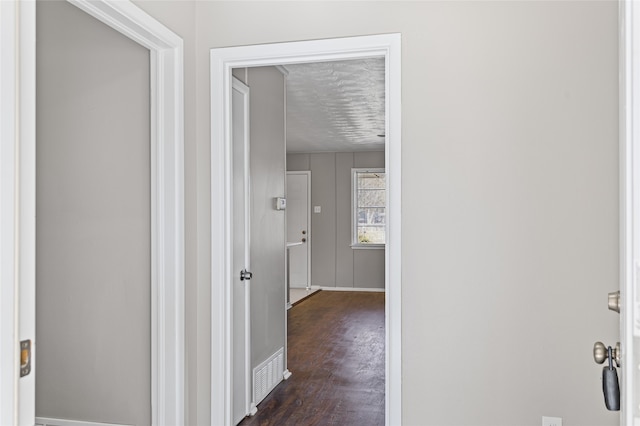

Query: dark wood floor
left=239, top=290, right=385, bottom=426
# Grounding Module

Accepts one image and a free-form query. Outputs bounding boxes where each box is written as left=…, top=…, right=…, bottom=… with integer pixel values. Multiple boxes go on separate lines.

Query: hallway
left=239, top=291, right=385, bottom=425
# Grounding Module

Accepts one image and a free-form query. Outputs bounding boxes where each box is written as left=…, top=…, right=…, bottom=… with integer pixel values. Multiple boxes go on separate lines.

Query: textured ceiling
left=284, top=58, right=385, bottom=153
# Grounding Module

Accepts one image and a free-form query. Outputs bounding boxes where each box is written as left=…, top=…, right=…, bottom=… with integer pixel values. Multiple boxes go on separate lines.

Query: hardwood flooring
left=239, top=290, right=385, bottom=426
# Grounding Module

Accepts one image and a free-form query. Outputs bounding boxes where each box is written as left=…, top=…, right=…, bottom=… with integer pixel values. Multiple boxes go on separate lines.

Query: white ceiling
left=284, top=58, right=385, bottom=153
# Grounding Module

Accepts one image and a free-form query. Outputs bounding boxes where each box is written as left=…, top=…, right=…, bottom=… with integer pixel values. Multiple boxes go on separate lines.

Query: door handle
left=240, top=269, right=253, bottom=281
left=302, top=238, right=306, bottom=243
left=594, top=341, right=621, bottom=367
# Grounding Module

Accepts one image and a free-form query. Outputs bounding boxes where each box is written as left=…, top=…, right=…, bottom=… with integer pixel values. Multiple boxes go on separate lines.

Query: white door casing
left=1, top=1, right=185, bottom=424
left=210, top=34, right=402, bottom=426
left=1, top=1, right=36, bottom=424
left=621, top=0, right=640, bottom=422
left=286, top=171, right=311, bottom=289
left=231, top=77, right=252, bottom=424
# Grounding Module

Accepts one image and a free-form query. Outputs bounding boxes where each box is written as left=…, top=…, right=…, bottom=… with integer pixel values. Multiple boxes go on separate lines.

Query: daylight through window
left=352, top=168, right=386, bottom=247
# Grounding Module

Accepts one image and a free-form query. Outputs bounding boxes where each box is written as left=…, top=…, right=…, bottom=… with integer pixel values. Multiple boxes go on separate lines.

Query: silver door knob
left=594, top=341, right=621, bottom=367
left=608, top=291, right=620, bottom=313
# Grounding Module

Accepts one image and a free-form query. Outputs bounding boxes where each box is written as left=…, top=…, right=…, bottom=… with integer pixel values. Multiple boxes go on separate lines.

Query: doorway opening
left=210, top=34, right=401, bottom=426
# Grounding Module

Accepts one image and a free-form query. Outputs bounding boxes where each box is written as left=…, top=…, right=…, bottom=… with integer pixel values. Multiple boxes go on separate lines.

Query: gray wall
left=246, top=67, right=287, bottom=371
left=36, top=1, right=150, bottom=424
left=133, top=1, right=618, bottom=424
left=288, top=151, right=385, bottom=289
left=197, top=2, right=619, bottom=425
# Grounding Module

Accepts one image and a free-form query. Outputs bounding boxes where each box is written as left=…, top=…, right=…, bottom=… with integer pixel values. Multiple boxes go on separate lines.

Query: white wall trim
left=1, top=1, right=36, bottom=424
left=319, top=287, right=385, bottom=293
left=1, top=1, right=185, bottom=424
left=211, top=34, right=402, bottom=426
left=1, top=0, right=20, bottom=423
left=35, top=417, right=128, bottom=426
left=275, top=65, right=289, bottom=77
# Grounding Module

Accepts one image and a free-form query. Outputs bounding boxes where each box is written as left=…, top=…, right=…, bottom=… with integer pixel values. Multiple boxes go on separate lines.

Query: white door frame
left=1, top=2, right=36, bottom=424
left=621, top=0, right=640, bottom=422
left=286, top=170, right=312, bottom=289
left=0, top=1, right=185, bottom=424
left=210, top=34, right=402, bottom=426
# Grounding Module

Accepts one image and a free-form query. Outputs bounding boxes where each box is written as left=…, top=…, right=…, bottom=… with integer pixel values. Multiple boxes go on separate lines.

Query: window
left=352, top=168, right=386, bottom=248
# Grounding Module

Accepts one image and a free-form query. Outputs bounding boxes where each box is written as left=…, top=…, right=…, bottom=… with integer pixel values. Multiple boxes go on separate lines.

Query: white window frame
left=352, top=167, right=386, bottom=249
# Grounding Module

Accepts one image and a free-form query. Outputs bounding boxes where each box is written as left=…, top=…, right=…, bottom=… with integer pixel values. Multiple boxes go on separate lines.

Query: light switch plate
left=542, top=416, right=562, bottom=426
left=275, top=197, right=286, bottom=210
left=314, top=206, right=321, bottom=213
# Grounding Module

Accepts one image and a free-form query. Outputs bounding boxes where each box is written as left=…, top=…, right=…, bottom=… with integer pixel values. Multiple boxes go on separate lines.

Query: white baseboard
left=318, top=286, right=384, bottom=292
left=291, top=285, right=321, bottom=290
left=249, top=403, right=258, bottom=417
left=36, top=418, right=130, bottom=426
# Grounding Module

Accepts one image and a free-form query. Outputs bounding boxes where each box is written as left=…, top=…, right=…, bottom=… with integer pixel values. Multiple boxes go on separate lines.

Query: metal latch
left=608, top=291, right=620, bottom=313
left=20, top=340, right=31, bottom=377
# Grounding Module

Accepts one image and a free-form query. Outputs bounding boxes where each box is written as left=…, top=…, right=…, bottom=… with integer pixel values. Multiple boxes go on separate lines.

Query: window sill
left=351, top=244, right=385, bottom=250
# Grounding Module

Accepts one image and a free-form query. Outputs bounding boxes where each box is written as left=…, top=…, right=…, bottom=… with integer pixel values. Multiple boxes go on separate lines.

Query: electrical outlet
left=542, top=416, right=562, bottom=426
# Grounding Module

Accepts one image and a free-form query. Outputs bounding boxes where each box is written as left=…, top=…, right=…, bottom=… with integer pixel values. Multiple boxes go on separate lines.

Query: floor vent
left=253, top=347, right=284, bottom=404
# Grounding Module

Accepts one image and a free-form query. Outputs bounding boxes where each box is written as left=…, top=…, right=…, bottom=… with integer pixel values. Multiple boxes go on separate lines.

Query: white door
left=286, top=172, right=311, bottom=289
left=232, top=77, right=251, bottom=425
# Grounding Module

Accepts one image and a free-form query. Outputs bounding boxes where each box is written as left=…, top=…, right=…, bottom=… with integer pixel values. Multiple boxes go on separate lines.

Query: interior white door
left=232, top=77, right=251, bottom=425
left=286, top=172, right=311, bottom=289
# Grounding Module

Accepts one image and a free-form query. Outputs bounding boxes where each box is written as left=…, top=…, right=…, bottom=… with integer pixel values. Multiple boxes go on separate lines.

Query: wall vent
left=253, top=347, right=284, bottom=405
